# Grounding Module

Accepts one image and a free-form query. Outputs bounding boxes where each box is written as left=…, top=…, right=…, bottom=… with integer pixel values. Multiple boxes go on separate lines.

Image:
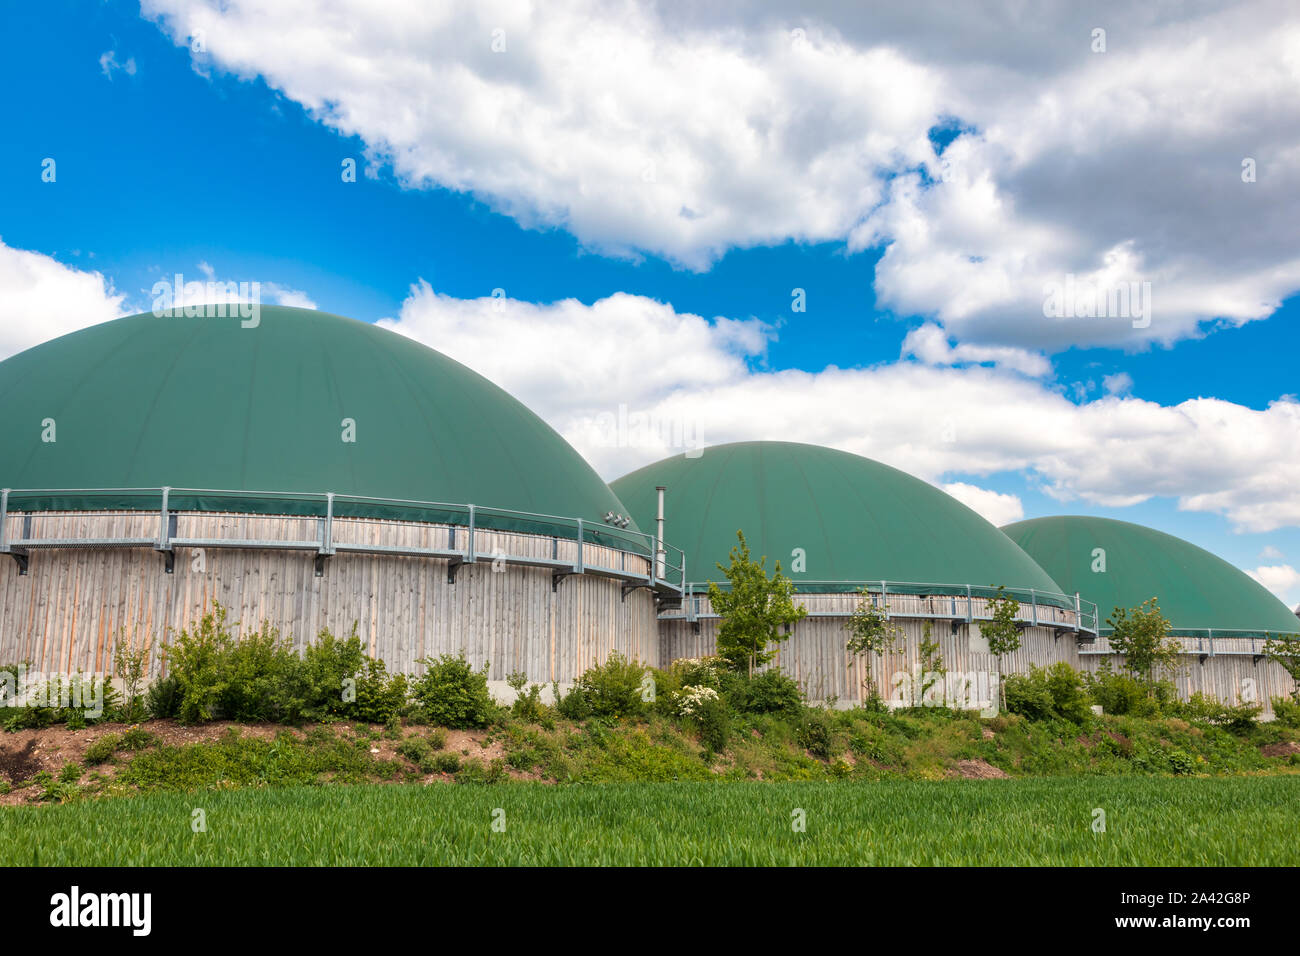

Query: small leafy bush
left=506, top=672, right=548, bottom=723
left=797, top=709, right=836, bottom=760
left=410, top=653, right=496, bottom=729
left=455, top=758, right=507, bottom=785
left=557, top=653, right=651, bottom=720
left=352, top=658, right=409, bottom=724
left=1167, top=748, right=1197, bottom=775
left=1, top=672, right=120, bottom=731
left=155, top=608, right=410, bottom=725
left=430, top=752, right=462, bottom=773
left=1271, top=696, right=1300, bottom=728
left=120, top=726, right=160, bottom=751
left=396, top=737, right=431, bottom=763
left=84, top=734, right=122, bottom=765
left=146, top=674, right=182, bottom=719
left=692, top=695, right=731, bottom=753
left=1083, top=662, right=1167, bottom=716
left=723, top=668, right=805, bottom=716
left=1172, top=693, right=1263, bottom=733
left=1004, top=663, right=1091, bottom=723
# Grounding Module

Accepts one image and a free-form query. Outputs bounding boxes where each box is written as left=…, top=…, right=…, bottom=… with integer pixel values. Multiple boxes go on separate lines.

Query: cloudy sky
left=3, top=0, right=1299, bottom=606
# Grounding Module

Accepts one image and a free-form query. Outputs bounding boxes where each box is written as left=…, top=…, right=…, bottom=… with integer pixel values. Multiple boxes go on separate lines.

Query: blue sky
left=2, top=0, right=1299, bottom=603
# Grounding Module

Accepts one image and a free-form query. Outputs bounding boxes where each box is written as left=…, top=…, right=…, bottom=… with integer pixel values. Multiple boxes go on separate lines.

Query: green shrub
left=455, top=758, right=507, bottom=785
left=83, top=734, right=122, bottom=765
left=1172, top=693, right=1263, bottom=733
left=396, top=737, right=431, bottom=763
left=1271, top=696, right=1300, bottom=728
left=121, top=726, right=160, bottom=751
left=554, top=683, right=591, bottom=720
left=689, top=694, right=731, bottom=754
left=1045, top=662, right=1092, bottom=722
left=0, top=672, right=119, bottom=731
left=723, top=668, right=804, bottom=716
left=1216, top=701, right=1264, bottom=734
left=353, top=658, right=408, bottom=724
left=164, top=607, right=262, bottom=723
left=410, top=653, right=496, bottom=729
left=1175, top=692, right=1226, bottom=724
left=1084, top=662, right=1162, bottom=716
left=1003, top=669, right=1055, bottom=722
left=1167, top=748, right=1197, bottom=775
left=300, top=627, right=365, bottom=721
left=797, top=709, right=836, bottom=760
left=1004, top=663, right=1091, bottom=723
left=561, top=653, right=651, bottom=720
left=506, top=672, right=548, bottom=723
left=58, top=762, right=83, bottom=784
left=156, top=608, right=410, bottom=725
left=848, top=724, right=906, bottom=765
left=430, top=752, right=462, bottom=773
left=218, top=622, right=310, bottom=722
left=670, top=657, right=725, bottom=690
left=146, top=673, right=182, bottom=719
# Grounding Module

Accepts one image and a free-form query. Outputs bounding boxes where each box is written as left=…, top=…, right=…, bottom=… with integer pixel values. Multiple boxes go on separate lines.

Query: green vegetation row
left=5, top=692, right=1299, bottom=808
left=3, top=777, right=1297, bottom=866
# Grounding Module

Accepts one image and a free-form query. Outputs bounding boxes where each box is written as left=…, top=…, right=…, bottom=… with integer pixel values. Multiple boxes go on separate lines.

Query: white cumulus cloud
left=940, top=482, right=1025, bottom=527
left=382, top=286, right=1300, bottom=533
left=140, top=0, right=1300, bottom=352
left=1246, top=564, right=1300, bottom=609
left=0, top=240, right=127, bottom=360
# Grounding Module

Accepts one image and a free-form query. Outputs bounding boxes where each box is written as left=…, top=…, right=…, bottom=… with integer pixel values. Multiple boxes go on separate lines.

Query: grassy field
left=3, top=776, right=1296, bottom=866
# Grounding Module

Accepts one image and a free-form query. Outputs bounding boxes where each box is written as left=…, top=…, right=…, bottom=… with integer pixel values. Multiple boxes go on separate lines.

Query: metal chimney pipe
left=655, top=485, right=666, bottom=580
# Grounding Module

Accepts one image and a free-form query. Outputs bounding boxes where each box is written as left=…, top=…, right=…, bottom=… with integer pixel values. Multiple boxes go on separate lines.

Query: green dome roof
left=1002, top=516, right=1299, bottom=635
left=0, top=307, right=634, bottom=528
left=612, top=441, right=1065, bottom=594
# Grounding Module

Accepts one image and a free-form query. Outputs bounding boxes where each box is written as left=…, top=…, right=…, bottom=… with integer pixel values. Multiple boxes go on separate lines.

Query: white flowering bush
left=671, top=656, right=724, bottom=689
left=672, top=684, right=720, bottom=717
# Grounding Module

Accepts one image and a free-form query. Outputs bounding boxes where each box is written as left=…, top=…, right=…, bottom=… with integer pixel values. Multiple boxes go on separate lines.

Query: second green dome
left=613, top=441, right=1066, bottom=594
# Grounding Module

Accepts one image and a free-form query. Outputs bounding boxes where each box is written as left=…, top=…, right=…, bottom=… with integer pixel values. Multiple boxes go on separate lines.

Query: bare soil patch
left=948, top=759, right=1009, bottom=780
left=0, top=740, right=41, bottom=784
left=1260, top=741, right=1300, bottom=758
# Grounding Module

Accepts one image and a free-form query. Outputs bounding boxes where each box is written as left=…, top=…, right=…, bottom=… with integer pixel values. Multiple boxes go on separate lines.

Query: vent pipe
left=655, top=485, right=666, bottom=580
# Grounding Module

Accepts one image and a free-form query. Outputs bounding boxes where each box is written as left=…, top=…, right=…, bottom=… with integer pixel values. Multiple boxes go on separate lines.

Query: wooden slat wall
left=0, top=512, right=657, bottom=685
left=662, top=613, right=1074, bottom=708
left=1079, top=654, right=1295, bottom=718
left=5, top=513, right=1293, bottom=716
left=659, top=591, right=1296, bottom=717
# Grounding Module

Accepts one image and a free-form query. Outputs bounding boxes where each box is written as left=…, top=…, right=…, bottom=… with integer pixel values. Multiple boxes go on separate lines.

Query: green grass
left=3, top=776, right=1297, bottom=866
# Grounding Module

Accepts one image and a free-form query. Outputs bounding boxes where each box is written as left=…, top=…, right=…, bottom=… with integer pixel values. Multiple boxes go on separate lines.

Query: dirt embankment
left=0, top=720, right=507, bottom=805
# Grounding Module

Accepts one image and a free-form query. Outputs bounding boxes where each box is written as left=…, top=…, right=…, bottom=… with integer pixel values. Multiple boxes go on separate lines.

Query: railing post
left=575, top=518, right=584, bottom=573
left=466, top=504, right=476, bottom=563
left=0, top=488, right=8, bottom=553
left=648, top=533, right=656, bottom=588
left=881, top=580, right=889, bottom=619
left=322, top=493, right=335, bottom=554
left=1030, top=588, right=1037, bottom=626
left=1208, top=628, right=1214, bottom=658
left=158, top=487, right=172, bottom=551
left=966, top=584, right=973, bottom=623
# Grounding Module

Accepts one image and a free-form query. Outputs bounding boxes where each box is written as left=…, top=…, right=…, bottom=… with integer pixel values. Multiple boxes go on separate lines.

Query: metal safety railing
left=0, top=486, right=686, bottom=593
left=662, top=579, right=1099, bottom=635
left=1080, top=628, right=1300, bottom=658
